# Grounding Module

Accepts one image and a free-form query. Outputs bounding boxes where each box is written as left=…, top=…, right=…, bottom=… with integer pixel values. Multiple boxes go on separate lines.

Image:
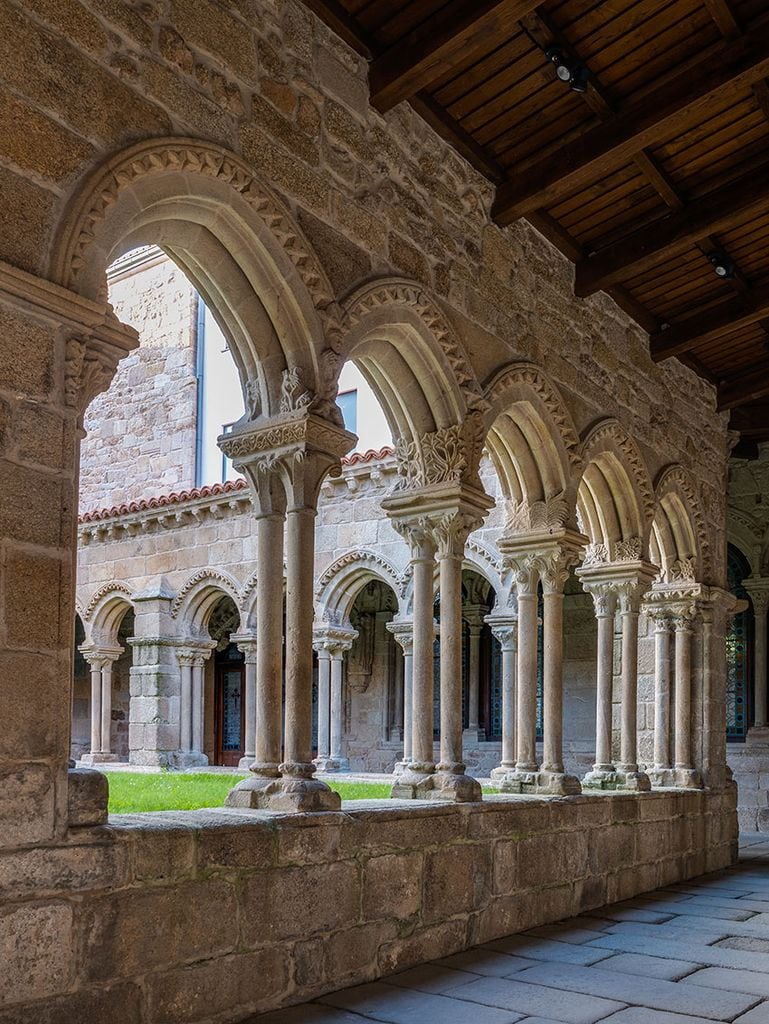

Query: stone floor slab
left=593, top=953, right=700, bottom=980
left=733, top=1003, right=769, bottom=1023
left=510, top=961, right=757, bottom=1020
left=435, top=949, right=533, bottom=977
left=319, top=983, right=524, bottom=1024
left=683, top=966, right=769, bottom=998
left=485, top=935, right=613, bottom=966
left=384, top=964, right=482, bottom=994
left=598, top=1010, right=727, bottom=1024
left=254, top=1006, right=380, bottom=1023
left=587, top=931, right=769, bottom=972
left=436, top=975, right=625, bottom=1024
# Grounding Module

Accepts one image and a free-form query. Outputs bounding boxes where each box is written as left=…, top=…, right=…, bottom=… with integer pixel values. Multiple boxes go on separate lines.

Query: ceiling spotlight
left=707, top=251, right=736, bottom=279
left=545, top=47, right=589, bottom=93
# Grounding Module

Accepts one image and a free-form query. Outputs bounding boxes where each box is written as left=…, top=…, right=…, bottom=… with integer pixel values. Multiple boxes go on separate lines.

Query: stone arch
left=172, top=569, right=242, bottom=637
left=577, top=418, right=655, bottom=561
left=464, top=537, right=506, bottom=605
left=651, top=465, right=711, bottom=583
left=337, top=278, right=482, bottom=445
left=50, top=138, right=339, bottom=418
left=315, top=549, right=406, bottom=626
left=727, top=510, right=763, bottom=577
left=482, top=362, right=582, bottom=532
left=82, top=582, right=133, bottom=647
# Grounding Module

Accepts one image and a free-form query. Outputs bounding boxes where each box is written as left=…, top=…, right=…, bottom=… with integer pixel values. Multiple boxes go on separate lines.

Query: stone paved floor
left=255, top=834, right=769, bottom=1024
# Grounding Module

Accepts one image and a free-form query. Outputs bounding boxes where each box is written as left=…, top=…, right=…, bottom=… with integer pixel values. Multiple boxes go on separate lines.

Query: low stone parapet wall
left=0, top=788, right=737, bottom=1023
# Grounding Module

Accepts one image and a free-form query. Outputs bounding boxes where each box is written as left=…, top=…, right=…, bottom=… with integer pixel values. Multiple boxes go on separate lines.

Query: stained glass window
left=726, top=544, right=753, bottom=742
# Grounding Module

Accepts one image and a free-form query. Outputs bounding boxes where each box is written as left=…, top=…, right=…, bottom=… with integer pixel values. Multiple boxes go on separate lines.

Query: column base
left=225, top=772, right=341, bottom=812
left=393, top=759, right=412, bottom=775
left=613, top=767, right=652, bottom=792
left=390, top=728, right=402, bottom=743
left=489, top=763, right=517, bottom=782
left=390, top=766, right=481, bottom=802
left=79, top=752, right=120, bottom=765
left=498, top=769, right=581, bottom=796
left=746, top=727, right=769, bottom=746
left=463, top=728, right=483, bottom=743
left=313, top=756, right=350, bottom=773
left=390, top=763, right=434, bottom=799
left=582, top=767, right=624, bottom=790
left=171, top=751, right=209, bottom=769
left=238, top=754, right=255, bottom=770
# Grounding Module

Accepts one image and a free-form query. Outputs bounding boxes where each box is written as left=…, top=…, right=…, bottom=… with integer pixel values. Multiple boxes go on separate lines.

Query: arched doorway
left=207, top=596, right=244, bottom=766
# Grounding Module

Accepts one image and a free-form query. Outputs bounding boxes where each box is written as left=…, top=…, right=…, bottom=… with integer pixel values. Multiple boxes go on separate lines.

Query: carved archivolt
left=580, top=419, right=656, bottom=526
left=171, top=568, right=242, bottom=619
left=655, top=464, right=711, bottom=579
left=505, top=492, right=569, bottom=533
left=341, top=279, right=483, bottom=404
left=82, top=581, right=133, bottom=621
left=483, top=362, right=581, bottom=470
left=53, top=138, right=336, bottom=317
left=394, top=424, right=470, bottom=489
left=315, top=549, right=406, bottom=605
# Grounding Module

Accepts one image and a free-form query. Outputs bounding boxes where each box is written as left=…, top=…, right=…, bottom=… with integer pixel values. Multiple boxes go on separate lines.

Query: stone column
left=392, top=647, right=404, bottom=743
left=537, top=548, right=582, bottom=794
left=191, top=651, right=208, bottom=758
left=222, top=409, right=355, bottom=811
left=314, top=642, right=331, bottom=766
left=391, top=525, right=437, bottom=797
left=432, top=512, right=482, bottom=801
left=514, top=562, right=540, bottom=778
left=330, top=642, right=354, bottom=769
left=615, top=579, right=651, bottom=791
left=582, top=583, right=619, bottom=789
left=488, top=617, right=518, bottom=781
left=646, top=611, right=673, bottom=786
left=232, top=633, right=258, bottom=769
left=177, top=652, right=194, bottom=754
left=744, top=581, right=769, bottom=738
left=464, top=609, right=485, bottom=740
left=80, top=648, right=121, bottom=764
left=673, top=605, right=701, bottom=787
left=386, top=621, right=414, bottom=770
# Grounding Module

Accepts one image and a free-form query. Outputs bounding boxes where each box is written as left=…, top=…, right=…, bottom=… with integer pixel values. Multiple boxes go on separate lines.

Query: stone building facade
left=0, top=0, right=741, bottom=1019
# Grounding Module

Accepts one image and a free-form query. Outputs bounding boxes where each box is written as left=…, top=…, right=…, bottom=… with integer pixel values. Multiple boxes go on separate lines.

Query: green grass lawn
left=106, top=771, right=393, bottom=813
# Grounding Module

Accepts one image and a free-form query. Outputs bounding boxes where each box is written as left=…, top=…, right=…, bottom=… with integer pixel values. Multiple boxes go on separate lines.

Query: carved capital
left=393, top=416, right=485, bottom=492
left=582, top=581, right=617, bottom=619
left=386, top=620, right=414, bottom=654
left=744, top=579, right=769, bottom=617
left=65, top=336, right=119, bottom=414
left=485, top=615, right=517, bottom=650
left=313, top=625, right=358, bottom=655
left=504, top=491, right=570, bottom=535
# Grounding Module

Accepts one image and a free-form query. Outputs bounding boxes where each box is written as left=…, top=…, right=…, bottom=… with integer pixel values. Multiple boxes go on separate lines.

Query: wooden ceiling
left=303, top=0, right=769, bottom=445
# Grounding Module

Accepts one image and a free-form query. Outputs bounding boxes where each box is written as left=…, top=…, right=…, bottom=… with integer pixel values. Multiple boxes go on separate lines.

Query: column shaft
left=255, top=514, right=284, bottom=773
left=619, top=608, right=640, bottom=771
left=330, top=653, right=344, bottom=761
left=192, top=662, right=204, bottom=754
left=243, top=653, right=257, bottom=760
left=654, top=621, right=672, bottom=769
left=674, top=621, right=694, bottom=770
left=467, top=627, right=482, bottom=733
left=89, top=662, right=102, bottom=754
left=594, top=610, right=615, bottom=770
left=283, top=507, right=316, bottom=770
left=411, top=547, right=436, bottom=770
left=180, top=662, right=192, bottom=753
left=541, top=590, right=564, bottom=773
left=403, top=650, right=414, bottom=761
left=316, top=650, right=331, bottom=760
left=100, top=661, right=113, bottom=755
left=755, top=609, right=768, bottom=729
left=438, top=551, right=463, bottom=769
left=500, top=639, right=516, bottom=768
left=516, top=592, right=539, bottom=771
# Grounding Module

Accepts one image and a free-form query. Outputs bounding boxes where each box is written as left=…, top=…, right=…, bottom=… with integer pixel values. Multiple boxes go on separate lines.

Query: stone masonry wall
left=0, top=788, right=736, bottom=1024
left=80, top=255, right=199, bottom=510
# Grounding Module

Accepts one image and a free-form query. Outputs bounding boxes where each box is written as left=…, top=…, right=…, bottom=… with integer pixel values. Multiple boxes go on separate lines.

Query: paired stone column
left=744, top=580, right=769, bottom=739
left=647, top=611, right=673, bottom=784
left=80, top=647, right=121, bottom=764
left=614, top=576, right=653, bottom=791
left=386, top=621, right=414, bottom=769
left=313, top=627, right=357, bottom=772
left=232, top=633, right=258, bottom=769
left=464, top=608, right=485, bottom=740
left=383, top=472, right=492, bottom=802
left=672, top=605, right=701, bottom=787
left=581, top=582, right=619, bottom=788
left=222, top=409, right=356, bottom=811
left=487, top=616, right=517, bottom=780
left=175, top=642, right=214, bottom=767
left=497, top=534, right=584, bottom=796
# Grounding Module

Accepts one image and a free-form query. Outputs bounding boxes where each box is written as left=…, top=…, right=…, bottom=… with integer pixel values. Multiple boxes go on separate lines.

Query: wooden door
left=214, top=658, right=244, bottom=766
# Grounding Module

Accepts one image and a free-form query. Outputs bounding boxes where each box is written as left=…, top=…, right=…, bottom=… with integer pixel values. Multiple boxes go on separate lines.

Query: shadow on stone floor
left=252, top=834, right=769, bottom=1024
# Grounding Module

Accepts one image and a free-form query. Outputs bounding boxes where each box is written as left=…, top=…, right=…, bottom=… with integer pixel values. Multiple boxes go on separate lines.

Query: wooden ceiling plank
left=719, top=363, right=769, bottom=409
left=575, top=157, right=769, bottom=296
left=704, top=0, right=741, bottom=39
left=650, top=282, right=769, bottom=360
left=369, top=0, right=542, bottom=113
left=491, top=24, right=769, bottom=225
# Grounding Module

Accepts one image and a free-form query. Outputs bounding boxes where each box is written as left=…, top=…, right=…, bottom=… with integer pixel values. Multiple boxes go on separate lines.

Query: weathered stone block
left=362, top=851, right=422, bottom=921
left=424, top=842, right=489, bottom=923
left=198, top=821, right=276, bottom=870
left=0, top=763, right=56, bottom=848
left=0, top=982, right=141, bottom=1024
left=0, top=901, right=73, bottom=1005
left=67, top=767, right=108, bottom=827
left=492, top=839, right=518, bottom=896
left=378, top=919, right=466, bottom=975
left=517, top=831, right=588, bottom=889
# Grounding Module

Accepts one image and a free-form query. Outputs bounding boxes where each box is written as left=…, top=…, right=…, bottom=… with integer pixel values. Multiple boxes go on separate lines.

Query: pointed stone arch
left=651, top=465, right=711, bottom=583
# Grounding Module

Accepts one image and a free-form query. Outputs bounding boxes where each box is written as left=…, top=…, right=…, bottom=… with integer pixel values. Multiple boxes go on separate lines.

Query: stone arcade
left=3, top=0, right=768, bottom=1020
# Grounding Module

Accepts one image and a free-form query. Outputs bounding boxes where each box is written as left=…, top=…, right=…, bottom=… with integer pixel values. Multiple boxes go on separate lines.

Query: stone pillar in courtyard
left=614, top=572, right=655, bottom=791
left=496, top=529, right=585, bottom=796
left=386, top=620, right=414, bottom=770
left=744, top=579, right=769, bottom=741
left=175, top=641, right=216, bottom=767
left=579, top=577, right=619, bottom=789
left=382, top=423, right=492, bottom=802
left=313, top=626, right=357, bottom=772
left=232, top=632, right=258, bottom=769
left=464, top=606, right=486, bottom=741
left=79, top=646, right=121, bottom=764
left=220, top=402, right=356, bottom=811
left=487, top=616, right=517, bottom=781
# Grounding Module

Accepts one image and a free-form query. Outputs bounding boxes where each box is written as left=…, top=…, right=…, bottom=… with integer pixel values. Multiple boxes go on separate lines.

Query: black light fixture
left=545, top=46, right=589, bottom=93
left=707, top=250, right=736, bottom=280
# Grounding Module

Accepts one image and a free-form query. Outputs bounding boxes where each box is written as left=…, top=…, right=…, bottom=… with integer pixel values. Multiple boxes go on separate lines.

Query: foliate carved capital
left=176, top=640, right=216, bottom=667
left=535, top=546, right=582, bottom=595
left=80, top=644, right=122, bottom=668
left=744, top=580, right=769, bottom=617
left=393, top=415, right=485, bottom=492
left=386, top=620, right=414, bottom=654
left=616, top=577, right=652, bottom=615
left=429, top=509, right=483, bottom=560
left=64, top=336, right=119, bottom=414
left=503, top=553, right=540, bottom=597
left=504, top=491, right=570, bottom=535
left=486, top=616, right=517, bottom=650
left=231, top=633, right=258, bottom=662
left=312, top=626, right=358, bottom=655
left=582, top=582, right=617, bottom=619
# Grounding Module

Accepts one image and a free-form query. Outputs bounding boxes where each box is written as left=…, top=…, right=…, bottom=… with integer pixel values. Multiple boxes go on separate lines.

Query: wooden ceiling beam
left=729, top=400, right=769, bottom=437
left=650, top=283, right=769, bottom=360
left=492, top=25, right=769, bottom=225
left=704, top=0, right=741, bottom=38
left=575, top=161, right=769, bottom=296
left=719, top=364, right=769, bottom=410
left=369, top=0, right=541, bottom=113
